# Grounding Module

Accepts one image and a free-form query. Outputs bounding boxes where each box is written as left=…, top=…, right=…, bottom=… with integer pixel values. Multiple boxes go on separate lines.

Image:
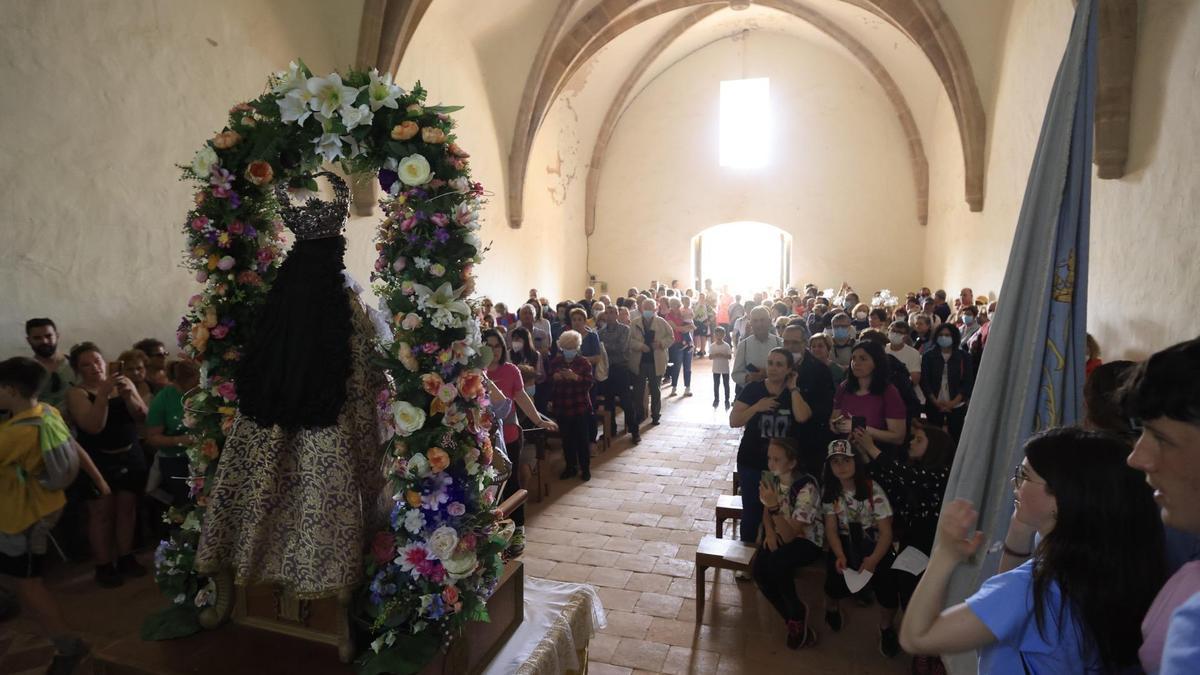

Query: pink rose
left=392, top=257, right=407, bottom=272
left=195, top=270, right=208, bottom=283
left=228, top=220, right=245, bottom=235
left=210, top=324, right=229, bottom=340
left=447, top=502, right=465, bottom=517
left=217, top=256, right=236, bottom=271
left=216, top=381, right=237, bottom=402
left=190, top=216, right=209, bottom=231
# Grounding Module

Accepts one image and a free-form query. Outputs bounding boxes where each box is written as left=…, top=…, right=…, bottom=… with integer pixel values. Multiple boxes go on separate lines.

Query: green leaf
left=356, top=633, right=440, bottom=675
left=140, top=604, right=202, bottom=641
left=424, top=105, right=464, bottom=114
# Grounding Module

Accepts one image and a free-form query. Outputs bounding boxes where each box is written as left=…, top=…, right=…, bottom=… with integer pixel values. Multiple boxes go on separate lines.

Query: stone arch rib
left=585, top=1, right=931, bottom=236
left=512, top=0, right=985, bottom=229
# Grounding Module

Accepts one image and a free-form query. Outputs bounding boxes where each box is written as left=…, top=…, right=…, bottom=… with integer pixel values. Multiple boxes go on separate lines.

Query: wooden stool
left=714, top=494, right=742, bottom=539
left=695, top=535, right=756, bottom=623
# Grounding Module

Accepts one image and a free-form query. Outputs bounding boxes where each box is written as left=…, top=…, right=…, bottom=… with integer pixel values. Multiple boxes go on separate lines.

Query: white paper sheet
left=892, top=546, right=931, bottom=576
left=843, top=568, right=873, bottom=594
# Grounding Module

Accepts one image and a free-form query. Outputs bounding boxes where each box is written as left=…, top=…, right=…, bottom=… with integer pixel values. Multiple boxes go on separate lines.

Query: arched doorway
left=692, top=221, right=791, bottom=296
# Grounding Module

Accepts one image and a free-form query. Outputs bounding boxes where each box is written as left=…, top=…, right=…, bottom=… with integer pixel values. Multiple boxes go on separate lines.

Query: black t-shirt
left=735, top=381, right=795, bottom=471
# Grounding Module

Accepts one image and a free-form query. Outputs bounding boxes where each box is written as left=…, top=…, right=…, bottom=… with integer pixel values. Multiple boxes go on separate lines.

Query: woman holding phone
left=65, top=342, right=148, bottom=588
left=729, top=348, right=814, bottom=554
left=830, top=341, right=906, bottom=449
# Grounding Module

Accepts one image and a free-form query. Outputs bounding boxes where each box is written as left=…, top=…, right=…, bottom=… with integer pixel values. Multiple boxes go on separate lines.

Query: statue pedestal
left=93, top=560, right=525, bottom=675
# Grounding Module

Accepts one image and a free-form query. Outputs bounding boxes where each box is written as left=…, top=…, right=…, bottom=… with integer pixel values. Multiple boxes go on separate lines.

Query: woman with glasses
left=900, top=427, right=1166, bottom=674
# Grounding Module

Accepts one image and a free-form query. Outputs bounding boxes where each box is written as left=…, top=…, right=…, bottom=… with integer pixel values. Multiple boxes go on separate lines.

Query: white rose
left=403, top=509, right=425, bottom=534
left=392, top=401, right=426, bottom=436
left=408, top=453, right=430, bottom=478
left=401, top=313, right=422, bottom=331
left=427, top=526, right=459, bottom=561
left=429, top=263, right=445, bottom=278
left=449, top=177, right=470, bottom=193
left=398, top=154, right=432, bottom=186
left=191, top=146, right=218, bottom=177
left=442, top=551, right=478, bottom=581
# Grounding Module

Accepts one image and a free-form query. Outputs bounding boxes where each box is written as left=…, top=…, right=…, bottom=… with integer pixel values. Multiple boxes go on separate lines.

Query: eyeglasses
left=1012, top=464, right=1045, bottom=489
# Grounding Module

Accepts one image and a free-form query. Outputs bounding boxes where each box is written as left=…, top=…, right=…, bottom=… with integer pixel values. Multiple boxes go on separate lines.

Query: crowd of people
left=3, top=277, right=1199, bottom=674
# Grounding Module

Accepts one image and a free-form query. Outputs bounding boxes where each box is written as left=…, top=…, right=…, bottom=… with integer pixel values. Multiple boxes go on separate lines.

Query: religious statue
left=195, top=172, right=389, bottom=599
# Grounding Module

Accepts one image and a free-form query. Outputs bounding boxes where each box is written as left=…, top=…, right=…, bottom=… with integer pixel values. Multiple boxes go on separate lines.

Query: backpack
left=11, top=406, right=80, bottom=491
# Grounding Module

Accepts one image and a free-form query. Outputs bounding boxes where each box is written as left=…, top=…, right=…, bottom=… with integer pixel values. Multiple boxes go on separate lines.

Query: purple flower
left=243, top=225, right=258, bottom=239
left=434, top=229, right=450, bottom=244
left=378, top=169, right=399, bottom=194
left=228, top=191, right=241, bottom=209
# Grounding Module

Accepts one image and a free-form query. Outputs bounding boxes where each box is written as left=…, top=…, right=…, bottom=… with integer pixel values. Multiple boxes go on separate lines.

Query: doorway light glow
left=719, top=78, right=770, bottom=169
left=698, top=221, right=786, bottom=296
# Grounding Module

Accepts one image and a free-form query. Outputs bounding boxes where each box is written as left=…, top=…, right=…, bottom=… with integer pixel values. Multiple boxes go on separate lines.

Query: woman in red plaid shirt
left=548, top=330, right=594, bottom=481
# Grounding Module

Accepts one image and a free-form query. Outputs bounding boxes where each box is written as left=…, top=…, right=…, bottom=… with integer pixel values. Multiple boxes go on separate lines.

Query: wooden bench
left=714, top=494, right=742, bottom=539
left=694, top=535, right=756, bottom=623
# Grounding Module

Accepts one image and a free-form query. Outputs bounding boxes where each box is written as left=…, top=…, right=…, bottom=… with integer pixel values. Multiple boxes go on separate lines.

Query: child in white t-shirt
left=709, top=326, right=733, bottom=408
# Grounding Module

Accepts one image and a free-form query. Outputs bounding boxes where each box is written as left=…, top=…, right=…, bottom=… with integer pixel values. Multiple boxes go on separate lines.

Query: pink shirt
left=833, top=383, right=906, bottom=431
left=1142, top=561, right=1200, bottom=673
left=486, top=362, right=524, bottom=444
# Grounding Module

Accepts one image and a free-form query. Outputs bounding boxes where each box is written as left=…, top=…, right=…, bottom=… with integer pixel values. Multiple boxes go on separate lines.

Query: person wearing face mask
left=507, top=327, right=545, bottom=406
left=850, top=303, right=872, bottom=332
left=806, top=299, right=830, bottom=337
left=920, top=323, right=972, bottom=443
left=782, top=322, right=835, bottom=479
left=911, top=313, right=935, bottom=354
left=24, top=318, right=74, bottom=411
left=828, top=313, right=856, bottom=368
left=885, top=321, right=923, bottom=400
left=958, top=305, right=981, bottom=344
left=547, top=331, right=594, bottom=481
left=628, top=299, right=674, bottom=428
left=513, top=304, right=551, bottom=357
left=597, top=305, right=638, bottom=444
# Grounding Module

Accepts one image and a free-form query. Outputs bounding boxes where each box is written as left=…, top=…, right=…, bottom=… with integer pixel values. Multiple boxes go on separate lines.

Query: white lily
left=366, top=69, right=405, bottom=111
left=413, top=282, right=471, bottom=318
left=340, top=134, right=365, bottom=159
left=271, top=61, right=305, bottom=94
left=279, top=88, right=314, bottom=125
left=340, top=102, right=374, bottom=131
left=306, top=73, right=361, bottom=120
left=312, top=132, right=344, bottom=162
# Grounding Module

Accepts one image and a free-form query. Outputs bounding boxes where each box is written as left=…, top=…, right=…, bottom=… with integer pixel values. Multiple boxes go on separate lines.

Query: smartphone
left=851, top=415, right=867, bottom=433
left=761, top=471, right=780, bottom=493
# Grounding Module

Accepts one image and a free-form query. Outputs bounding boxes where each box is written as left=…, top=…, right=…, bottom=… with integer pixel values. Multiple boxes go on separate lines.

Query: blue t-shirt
left=966, top=560, right=1101, bottom=674
left=1161, top=591, right=1200, bottom=674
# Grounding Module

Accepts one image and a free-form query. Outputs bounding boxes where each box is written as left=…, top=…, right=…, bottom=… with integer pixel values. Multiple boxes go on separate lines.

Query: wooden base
left=95, top=560, right=525, bottom=675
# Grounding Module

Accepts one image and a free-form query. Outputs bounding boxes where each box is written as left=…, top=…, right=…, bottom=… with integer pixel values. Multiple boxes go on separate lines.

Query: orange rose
left=244, top=160, right=274, bottom=186
left=421, top=373, right=444, bottom=396
left=200, top=439, right=220, bottom=459
left=447, top=142, right=469, bottom=158
left=194, top=191, right=207, bottom=206
left=457, top=371, right=483, bottom=399
left=421, top=127, right=446, bottom=144
left=406, top=490, right=422, bottom=508
left=391, top=121, right=419, bottom=141
left=427, top=447, right=450, bottom=473
left=190, top=324, right=210, bottom=353
left=213, top=130, right=241, bottom=150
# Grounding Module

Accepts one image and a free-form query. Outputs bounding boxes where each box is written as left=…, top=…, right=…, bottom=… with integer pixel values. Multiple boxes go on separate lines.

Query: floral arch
left=155, top=60, right=501, bottom=672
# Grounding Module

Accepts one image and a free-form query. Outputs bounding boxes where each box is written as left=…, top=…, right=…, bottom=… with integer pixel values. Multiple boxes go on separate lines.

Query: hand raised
left=936, top=499, right=987, bottom=561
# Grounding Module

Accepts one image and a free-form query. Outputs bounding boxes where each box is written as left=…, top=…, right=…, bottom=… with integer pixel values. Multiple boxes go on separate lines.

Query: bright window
left=719, top=78, right=770, bottom=169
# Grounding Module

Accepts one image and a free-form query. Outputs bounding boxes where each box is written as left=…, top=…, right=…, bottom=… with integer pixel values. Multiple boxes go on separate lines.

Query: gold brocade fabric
left=196, top=299, right=388, bottom=599
left=516, top=588, right=599, bottom=675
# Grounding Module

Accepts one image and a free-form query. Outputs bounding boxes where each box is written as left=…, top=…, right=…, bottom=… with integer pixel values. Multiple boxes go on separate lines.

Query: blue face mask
left=937, top=336, right=954, bottom=348
left=524, top=385, right=536, bottom=397
left=642, top=310, right=655, bottom=320
left=562, top=349, right=578, bottom=359
left=962, top=315, right=976, bottom=325
left=833, top=327, right=850, bottom=340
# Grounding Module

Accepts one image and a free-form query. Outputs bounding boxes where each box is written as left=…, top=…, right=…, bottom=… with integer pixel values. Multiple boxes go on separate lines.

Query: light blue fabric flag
left=941, top=0, right=1097, bottom=668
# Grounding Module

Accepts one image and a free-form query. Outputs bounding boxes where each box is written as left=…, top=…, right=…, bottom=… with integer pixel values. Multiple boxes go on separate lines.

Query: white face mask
left=855, top=312, right=868, bottom=320
left=511, top=340, right=524, bottom=352
left=888, top=332, right=906, bottom=346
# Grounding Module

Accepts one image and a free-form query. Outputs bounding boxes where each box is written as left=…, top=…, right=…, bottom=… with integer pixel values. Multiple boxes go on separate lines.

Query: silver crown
left=273, top=171, right=349, bottom=241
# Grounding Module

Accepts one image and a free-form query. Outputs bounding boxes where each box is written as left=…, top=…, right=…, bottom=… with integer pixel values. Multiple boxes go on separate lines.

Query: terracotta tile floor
left=0, top=358, right=912, bottom=674
left=522, top=357, right=911, bottom=674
